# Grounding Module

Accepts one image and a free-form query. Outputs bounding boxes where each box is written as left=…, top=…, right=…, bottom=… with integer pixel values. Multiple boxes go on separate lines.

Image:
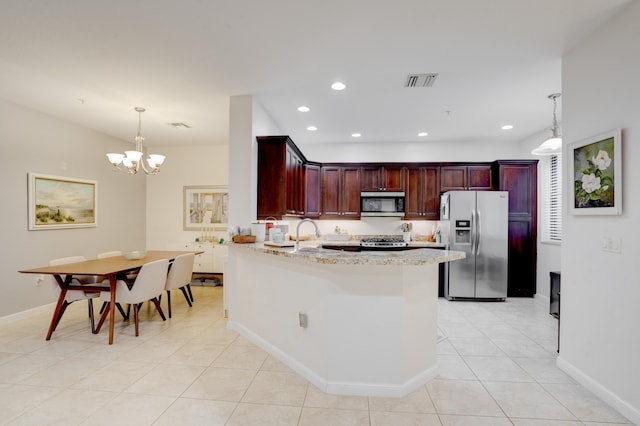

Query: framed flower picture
left=569, top=128, right=622, bottom=215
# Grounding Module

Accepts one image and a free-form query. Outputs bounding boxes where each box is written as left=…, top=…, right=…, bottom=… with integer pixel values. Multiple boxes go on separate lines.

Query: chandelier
left=106, top=107, right=166, bottom=174
left=531, top=93, right=562, bottom=156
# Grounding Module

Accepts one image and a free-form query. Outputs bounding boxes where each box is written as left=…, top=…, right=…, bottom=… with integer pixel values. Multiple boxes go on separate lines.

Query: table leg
left=108, top=275, right=117, bottom=345
left=46, top=275, right=70, bottom=340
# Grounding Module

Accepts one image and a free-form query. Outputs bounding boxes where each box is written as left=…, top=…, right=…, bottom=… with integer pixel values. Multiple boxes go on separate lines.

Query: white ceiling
left=0, top=0, right=632, bottom=150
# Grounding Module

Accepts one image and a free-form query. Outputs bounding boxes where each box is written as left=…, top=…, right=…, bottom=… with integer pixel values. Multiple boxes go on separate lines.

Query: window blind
left=544, top=154, right=562, bottom=241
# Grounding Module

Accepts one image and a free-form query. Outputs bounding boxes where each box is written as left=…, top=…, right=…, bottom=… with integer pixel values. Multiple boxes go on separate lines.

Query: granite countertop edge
left=230, top=242, right=465, bottom=266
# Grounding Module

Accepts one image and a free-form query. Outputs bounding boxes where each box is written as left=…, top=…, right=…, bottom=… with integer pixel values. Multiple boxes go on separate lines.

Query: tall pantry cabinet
left=493, top=160, right=538, bottom=297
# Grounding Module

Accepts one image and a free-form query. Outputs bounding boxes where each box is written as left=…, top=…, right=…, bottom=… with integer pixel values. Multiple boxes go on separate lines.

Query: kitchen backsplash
left=277, top=217, right=441, bottom=240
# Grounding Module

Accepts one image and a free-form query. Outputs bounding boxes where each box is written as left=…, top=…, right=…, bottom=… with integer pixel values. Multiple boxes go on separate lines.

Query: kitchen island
left=225, top=243, right=464, bottom=397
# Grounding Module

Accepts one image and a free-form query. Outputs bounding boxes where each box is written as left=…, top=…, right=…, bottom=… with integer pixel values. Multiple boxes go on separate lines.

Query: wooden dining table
left=19, top=250, right=201, bottom=344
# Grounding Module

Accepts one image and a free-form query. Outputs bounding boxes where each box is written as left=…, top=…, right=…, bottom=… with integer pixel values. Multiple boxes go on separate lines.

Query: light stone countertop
left=230, top=242, right=464, bottom=266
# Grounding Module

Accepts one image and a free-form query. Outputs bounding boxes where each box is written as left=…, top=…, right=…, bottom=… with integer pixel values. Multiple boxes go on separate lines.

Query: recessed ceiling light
left=331, top=82, right=346, bottom=91
left=297, top=106, right=310, bottom=112
left=418, top=132, right=428, bottom=137
left=351, top=133, right=361, bottom=138
left=501, top=125, right=514, bottom=130
left=307, top=126, right=318, bottom=131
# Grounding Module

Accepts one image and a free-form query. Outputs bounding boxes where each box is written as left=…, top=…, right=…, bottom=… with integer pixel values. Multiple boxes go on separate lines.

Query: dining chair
left=164, top=253, right=195, bottom=318
left=97, top=250, right=122, bottom=259
left=96, top=250, right=130, bottom=320
left=49, top=256, right=105, bottom=334
left=95, top=259, right=169, bottom=337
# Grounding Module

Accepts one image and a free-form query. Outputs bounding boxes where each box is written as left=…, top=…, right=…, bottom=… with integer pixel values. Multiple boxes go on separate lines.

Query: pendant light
left=106, top=107, right=166, bottom=175
left=531, top=93, right=562, bottom=156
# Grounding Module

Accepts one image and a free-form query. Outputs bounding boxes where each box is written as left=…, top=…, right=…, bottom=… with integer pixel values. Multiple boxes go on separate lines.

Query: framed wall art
left=569, top=128, right=622, bottom=215
left=28, top=173, right=98, bottom=230
left=183, top=185, right=229, bottom=230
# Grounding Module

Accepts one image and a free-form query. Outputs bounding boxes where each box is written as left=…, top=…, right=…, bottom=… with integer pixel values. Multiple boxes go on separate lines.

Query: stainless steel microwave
left=360, top=192, right=405, bottom=217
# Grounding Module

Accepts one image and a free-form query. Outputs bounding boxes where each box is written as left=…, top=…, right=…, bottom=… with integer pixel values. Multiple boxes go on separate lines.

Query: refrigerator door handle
left=476, top=209, right=481, bottom=256
left=471, top=208, right=476, bottom=255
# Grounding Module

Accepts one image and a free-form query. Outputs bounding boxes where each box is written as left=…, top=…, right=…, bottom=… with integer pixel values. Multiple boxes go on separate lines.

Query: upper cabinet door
left=360, top=166, right=382, bottom=192
left=440, top=166, right=467, bottom=191
left=467, top=165, right=492, bottom=190
left=320, top=167, right=341, bottom=217
left=305, top=164, right=321, bottom=219
left=382, top=166, right=405, bottom=192
left=441, top=164, right=492, bottom=191
left=404, top=166, right=440, bottom=220
left=320, top=166, right=360, bottom=219
left=360, top=165, right=405, bottom=192
left=341, top=167, right=361, bottom=217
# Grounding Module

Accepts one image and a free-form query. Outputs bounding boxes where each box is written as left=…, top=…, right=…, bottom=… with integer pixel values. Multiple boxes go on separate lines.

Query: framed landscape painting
left=183, top=185, right=229, bottom=231
left=569, top=128, right=622, bottom=215
left=28, top=173, right=98, bottom=230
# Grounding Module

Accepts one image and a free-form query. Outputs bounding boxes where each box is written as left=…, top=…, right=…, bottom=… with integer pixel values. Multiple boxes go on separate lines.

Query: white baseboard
left=556, top=356, right=639, bottom=424
left=228, top=320, right=439, bottom=398
left=533, top=293, right=550, bottom=306
left=0, top=303, right=54, bottom=326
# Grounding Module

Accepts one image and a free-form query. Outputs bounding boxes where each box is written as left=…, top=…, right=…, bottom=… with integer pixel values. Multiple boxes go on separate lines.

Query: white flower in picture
left=581, top=173, right=601, bottom=194
left=592, top=150, right=612, bottom=171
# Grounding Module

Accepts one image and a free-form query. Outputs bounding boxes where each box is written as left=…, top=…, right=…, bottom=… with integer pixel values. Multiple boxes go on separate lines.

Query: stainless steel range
left=360, top=236, right=408, bottom=250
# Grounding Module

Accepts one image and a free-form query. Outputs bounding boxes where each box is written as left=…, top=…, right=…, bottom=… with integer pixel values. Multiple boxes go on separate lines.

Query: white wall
left=0, top=99, right=146, bottom=318
left=301, top=139, right=522, bottom=163
left=228, top=96, right=283, bottom=229
left=559, top=2, right=640, bottom=422
left=145, top=144, right=228, bottom=249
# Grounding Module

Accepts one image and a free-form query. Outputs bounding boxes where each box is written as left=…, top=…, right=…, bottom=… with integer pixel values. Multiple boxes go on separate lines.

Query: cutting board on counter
left=264, top=241, right=295, bottom=248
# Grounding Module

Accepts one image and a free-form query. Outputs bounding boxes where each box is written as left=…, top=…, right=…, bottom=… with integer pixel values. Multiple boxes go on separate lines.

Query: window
left=542, top=154, right=562, bottom=242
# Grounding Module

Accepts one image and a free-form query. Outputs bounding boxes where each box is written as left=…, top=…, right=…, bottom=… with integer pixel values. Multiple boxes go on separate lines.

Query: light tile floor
left=0, top=286, right=632, bottom=425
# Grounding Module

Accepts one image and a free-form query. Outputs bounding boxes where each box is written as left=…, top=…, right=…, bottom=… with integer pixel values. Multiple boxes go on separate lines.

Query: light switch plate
left=601, top=235, right=621, bottom=253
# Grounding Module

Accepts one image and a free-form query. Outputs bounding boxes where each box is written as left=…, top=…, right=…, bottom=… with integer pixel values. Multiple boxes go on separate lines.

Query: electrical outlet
left=35, top=274, right=45, bottom=286
left=298, top=312, right=308, bottom=329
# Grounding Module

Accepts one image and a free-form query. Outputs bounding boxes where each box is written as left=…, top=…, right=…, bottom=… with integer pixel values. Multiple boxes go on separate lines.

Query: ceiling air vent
left=405, top=73, right=438, bottom=88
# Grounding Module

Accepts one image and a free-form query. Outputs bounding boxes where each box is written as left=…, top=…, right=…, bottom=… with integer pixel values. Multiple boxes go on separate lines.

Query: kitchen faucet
left=295, top=218, right=321, bottom=251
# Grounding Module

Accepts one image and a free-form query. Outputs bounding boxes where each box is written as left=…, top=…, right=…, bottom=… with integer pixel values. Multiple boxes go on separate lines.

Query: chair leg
left=115, top=303, right=129, bottom=320
left=150, top=297, right=167, bottom=321
left=100, top=301, right=129, bottom=320
left=179, top=287, right=193, bottom=307
left=94, top=302, right=111, bottom=334
left=166, top=290, right=172, bottom=319
left=133, top=303, right=139, bottom=337
left=88, top=299, right=96, bottom=334
left=186, top=283, right=194, bottom=302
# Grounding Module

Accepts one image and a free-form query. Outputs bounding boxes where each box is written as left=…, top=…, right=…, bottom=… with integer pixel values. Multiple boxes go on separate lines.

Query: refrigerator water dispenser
left=454, top=220, right=471, bottom=244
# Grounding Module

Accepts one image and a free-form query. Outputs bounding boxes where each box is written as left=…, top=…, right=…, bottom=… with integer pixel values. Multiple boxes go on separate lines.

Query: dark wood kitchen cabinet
left=404, top=166, right=440, bottom=220
left=493, top=160, right=538, bottom=297
left=257, top=136, right=307, bottom=219
left=285, top=144, right=305, bottom=215
left=304, top=163, right=321, bottom=219
left=320, top=166, right=360, bottom=219
left=440, top=164, right=492, bottom=192
left=360, top=165, right=405, bottom=192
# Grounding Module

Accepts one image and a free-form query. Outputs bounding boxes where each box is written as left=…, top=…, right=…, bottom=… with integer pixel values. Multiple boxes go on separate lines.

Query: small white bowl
left=123, top=250, right=147, bottom=260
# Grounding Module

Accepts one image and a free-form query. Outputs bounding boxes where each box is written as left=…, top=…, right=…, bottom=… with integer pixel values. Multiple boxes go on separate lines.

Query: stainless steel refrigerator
left=441, top=191, right=508, bottom=300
